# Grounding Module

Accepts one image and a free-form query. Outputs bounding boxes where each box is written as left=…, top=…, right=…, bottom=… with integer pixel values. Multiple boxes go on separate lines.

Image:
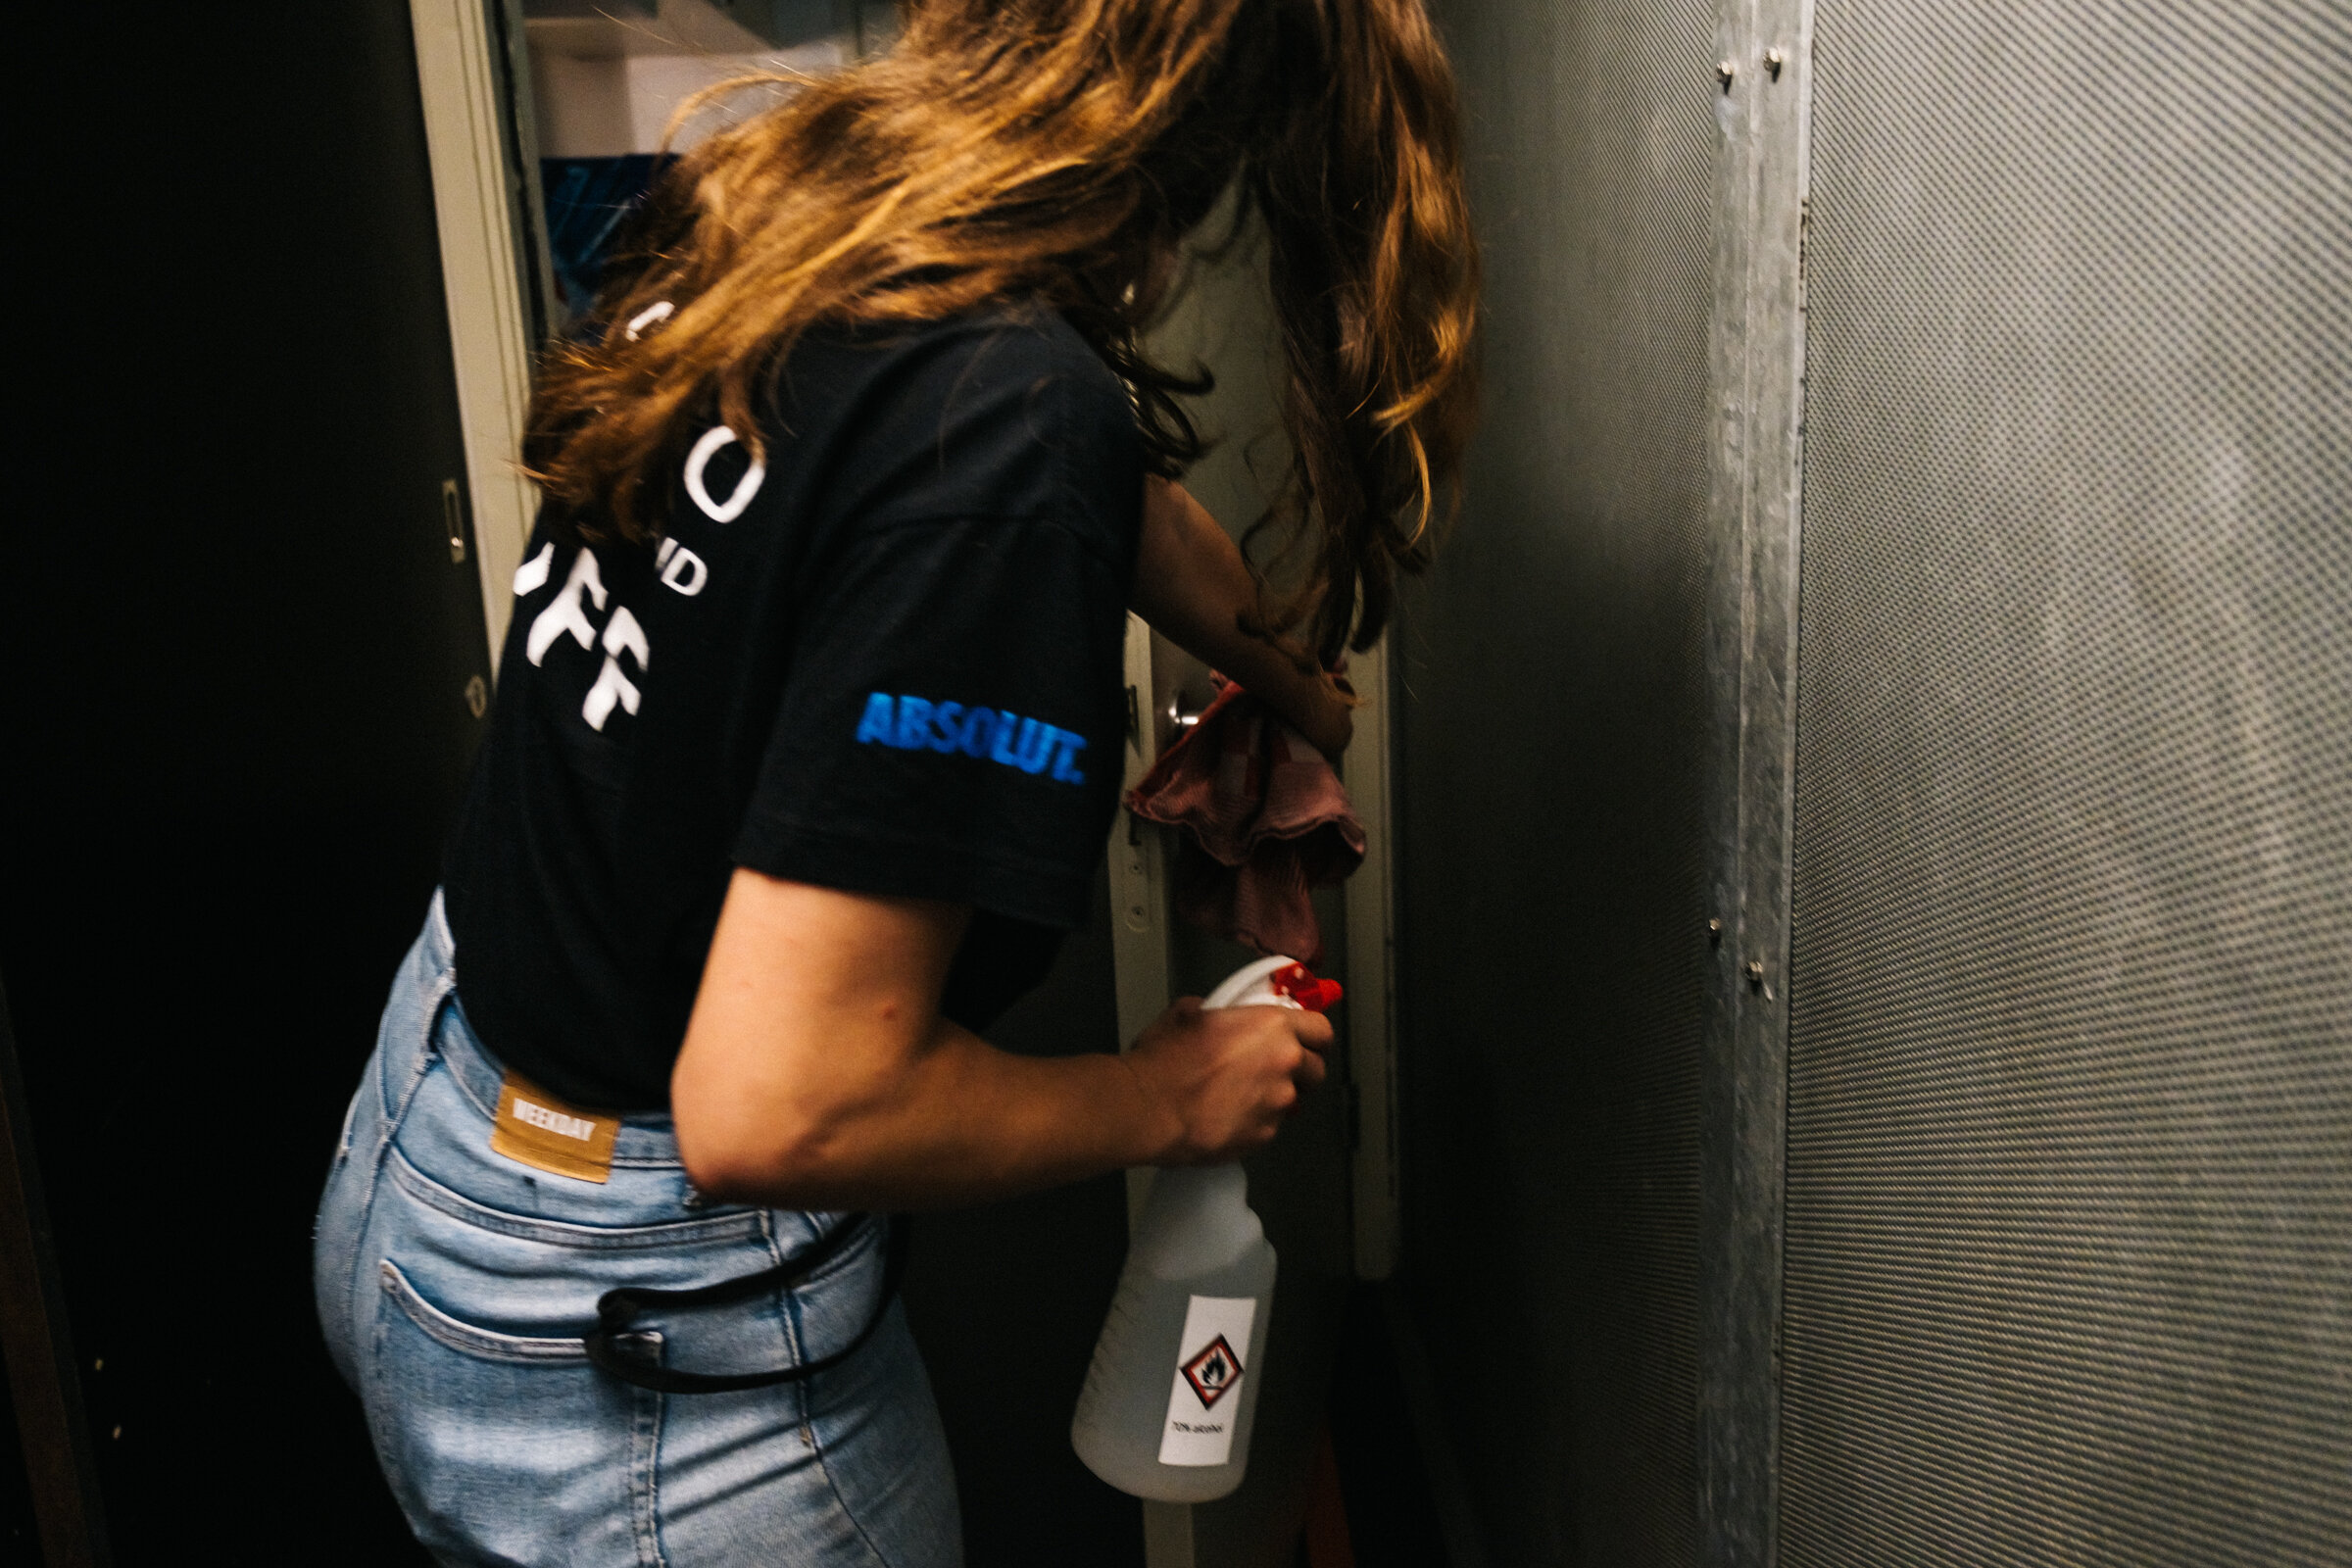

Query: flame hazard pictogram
left=1180, top=1334, right=1244, bottom=1409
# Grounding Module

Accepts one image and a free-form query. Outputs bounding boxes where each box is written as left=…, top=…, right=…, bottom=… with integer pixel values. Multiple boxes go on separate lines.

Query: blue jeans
left=314, top=893, right=962, bottom=1567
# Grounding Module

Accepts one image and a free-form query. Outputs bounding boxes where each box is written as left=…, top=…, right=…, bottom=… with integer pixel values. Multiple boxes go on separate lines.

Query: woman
left=314, top=0, right=1475, bottom=1560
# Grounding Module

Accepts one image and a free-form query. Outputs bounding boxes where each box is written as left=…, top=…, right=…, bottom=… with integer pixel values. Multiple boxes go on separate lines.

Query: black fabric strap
left=583, top=1213, right=905, bottom=1395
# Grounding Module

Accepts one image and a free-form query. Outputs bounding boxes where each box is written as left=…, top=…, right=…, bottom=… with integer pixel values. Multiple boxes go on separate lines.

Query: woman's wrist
left=1109, top=1050, right=1187, bottom=1167
left=1132, top=479, right=1352, bottom=760
left=1234, top=641, right=1352, bottom=760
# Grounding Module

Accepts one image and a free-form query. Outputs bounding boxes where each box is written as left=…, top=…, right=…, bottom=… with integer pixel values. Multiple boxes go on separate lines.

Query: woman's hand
left=1122, top=996, right=1332, bottom=1164
left=1132, top=477, right=1356, bottom=763
left=1250, top=645, right=1355, bottom=762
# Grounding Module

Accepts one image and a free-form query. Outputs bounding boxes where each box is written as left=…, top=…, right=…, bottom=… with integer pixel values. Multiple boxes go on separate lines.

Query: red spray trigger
left=1269, top=963, right=1343, bottom=1013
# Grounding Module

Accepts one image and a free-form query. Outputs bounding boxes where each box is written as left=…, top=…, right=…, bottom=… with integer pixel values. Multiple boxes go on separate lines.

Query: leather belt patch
left=491, top=1070, right=619, bottom=1184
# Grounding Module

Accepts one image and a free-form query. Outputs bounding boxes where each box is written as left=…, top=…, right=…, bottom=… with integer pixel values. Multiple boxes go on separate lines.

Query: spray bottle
left=1070, top=956, right=1343, bottom=1502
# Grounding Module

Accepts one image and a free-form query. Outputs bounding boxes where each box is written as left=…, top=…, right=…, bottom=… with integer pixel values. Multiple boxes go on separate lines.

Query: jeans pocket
left=370, top=1261, right=665, bottom=1568
left=378, top=1258, right=598, bottom=1365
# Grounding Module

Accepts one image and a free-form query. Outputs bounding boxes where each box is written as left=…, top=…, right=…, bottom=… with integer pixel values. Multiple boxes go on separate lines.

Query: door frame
left=408, top=0, right=554, bottom=669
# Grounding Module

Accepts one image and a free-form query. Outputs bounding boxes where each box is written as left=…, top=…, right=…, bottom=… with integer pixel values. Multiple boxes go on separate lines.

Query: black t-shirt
left=443, top=310, right=1141, bottom=1108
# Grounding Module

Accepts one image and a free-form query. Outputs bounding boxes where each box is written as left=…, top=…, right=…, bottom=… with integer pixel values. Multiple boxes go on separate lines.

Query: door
left=5, top=2, right=498, bottom=1558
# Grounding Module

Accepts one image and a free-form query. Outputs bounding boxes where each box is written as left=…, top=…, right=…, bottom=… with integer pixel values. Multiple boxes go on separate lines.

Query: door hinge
left=440, top=478, right=468, bottom=564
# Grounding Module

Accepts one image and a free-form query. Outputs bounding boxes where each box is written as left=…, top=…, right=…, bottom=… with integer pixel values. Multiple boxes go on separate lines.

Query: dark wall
left=6, top=3, right=490, bottom=1558
left=1392, top=2, right=1719, bottom=1564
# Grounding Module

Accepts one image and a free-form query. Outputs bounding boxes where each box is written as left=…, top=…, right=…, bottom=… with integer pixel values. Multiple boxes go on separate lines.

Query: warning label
left=1181, top=1335, right=1244, bottom=1409
left=1158, top=1296, right=1257, bottom=1467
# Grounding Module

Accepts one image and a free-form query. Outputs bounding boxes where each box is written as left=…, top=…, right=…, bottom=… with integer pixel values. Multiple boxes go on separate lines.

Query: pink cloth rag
left=1125, top=678, right=1365, bottom=964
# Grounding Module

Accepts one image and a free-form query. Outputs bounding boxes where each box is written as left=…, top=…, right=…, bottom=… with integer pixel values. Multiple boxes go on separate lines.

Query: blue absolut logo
left=856, top=693, right=1090, bottom=784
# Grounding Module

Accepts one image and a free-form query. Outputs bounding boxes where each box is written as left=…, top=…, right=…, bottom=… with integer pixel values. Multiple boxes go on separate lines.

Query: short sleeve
left=730, top=320, right=1140, bottom=928
left=734, top=514, right=1130, bottom=926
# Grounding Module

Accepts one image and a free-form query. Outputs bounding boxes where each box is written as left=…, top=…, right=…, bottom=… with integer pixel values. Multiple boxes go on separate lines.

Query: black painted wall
left=6, top=3, right=490, bottom=1558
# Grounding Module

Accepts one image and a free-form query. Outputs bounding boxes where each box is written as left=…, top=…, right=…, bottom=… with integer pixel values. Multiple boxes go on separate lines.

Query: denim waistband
left=422, top=890, right=686, bottom=1171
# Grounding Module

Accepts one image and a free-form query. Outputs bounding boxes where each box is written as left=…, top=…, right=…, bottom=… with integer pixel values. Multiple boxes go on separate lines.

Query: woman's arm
left=1132, top=477, right=1355, bottom=760
left=671, top=867, right=1331, bottom=1211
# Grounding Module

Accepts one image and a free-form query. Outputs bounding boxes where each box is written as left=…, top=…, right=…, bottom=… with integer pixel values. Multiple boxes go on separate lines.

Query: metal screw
left=1765, top=46, right=1787, bottom=79
left=1708, top=917, right=1724, bottom=946
left=1745, top=960, right=1766, bottom=989
left=1717, top=59, right=1737, bottom=90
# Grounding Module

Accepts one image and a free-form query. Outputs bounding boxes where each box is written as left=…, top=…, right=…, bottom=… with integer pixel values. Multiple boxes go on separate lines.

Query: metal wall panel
left=1785, top=2, right=2352, bottom=1562
left=1398, top=4, right=1721, bottom=1561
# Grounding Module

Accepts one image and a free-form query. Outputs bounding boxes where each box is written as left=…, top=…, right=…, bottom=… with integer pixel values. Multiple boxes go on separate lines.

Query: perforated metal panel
left=1399, top=3, right=1719, bottom=1562
left=1785, top=2, right=2352, bottom=1563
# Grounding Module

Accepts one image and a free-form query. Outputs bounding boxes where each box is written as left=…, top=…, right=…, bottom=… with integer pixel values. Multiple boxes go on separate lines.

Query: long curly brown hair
left=523, top=0, right=1478, bottom=662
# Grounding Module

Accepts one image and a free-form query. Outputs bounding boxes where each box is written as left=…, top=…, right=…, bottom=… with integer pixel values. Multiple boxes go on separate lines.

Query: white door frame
left=408, top=0, right=543, bottom=669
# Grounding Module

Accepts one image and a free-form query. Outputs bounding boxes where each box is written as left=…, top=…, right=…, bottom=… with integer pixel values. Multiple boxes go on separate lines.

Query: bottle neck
left=1134, top=1164, right=1262, bottom=1278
